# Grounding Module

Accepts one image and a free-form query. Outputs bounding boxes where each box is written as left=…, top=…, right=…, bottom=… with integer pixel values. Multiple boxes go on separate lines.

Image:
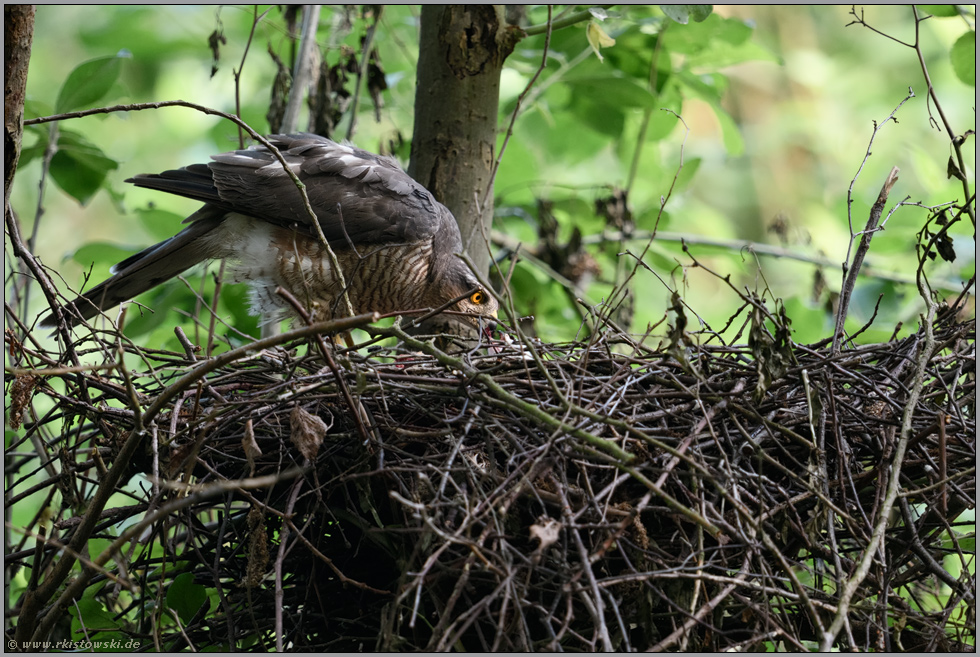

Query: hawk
left=43, top=134, right=498, bottom=333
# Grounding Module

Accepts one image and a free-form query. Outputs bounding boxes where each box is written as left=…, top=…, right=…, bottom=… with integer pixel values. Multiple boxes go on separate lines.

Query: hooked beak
left=481, top=317, right=502, bottom=354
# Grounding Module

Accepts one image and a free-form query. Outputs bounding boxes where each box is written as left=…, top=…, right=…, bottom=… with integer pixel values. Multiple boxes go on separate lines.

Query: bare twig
left=345, top=5, right=383, bottom=141
left=833, top=166, right=901, bottom=354
left=230, top=6, right=268, bottom=148
left=281, top=4, right=321, bottom=134
left=820, top=246, right=942, bottom=650
left=523, top=5, right=615, bottom=36
left=482, top=5, right=552, bottom=211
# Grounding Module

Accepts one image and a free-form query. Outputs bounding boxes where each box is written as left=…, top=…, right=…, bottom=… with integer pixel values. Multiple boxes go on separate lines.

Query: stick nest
left=7, top=304, right=976, bottom=651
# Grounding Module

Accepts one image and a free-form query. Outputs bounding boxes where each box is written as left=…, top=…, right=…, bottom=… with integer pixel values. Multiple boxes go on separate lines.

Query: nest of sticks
left=6, top=296, right=976, bottom=651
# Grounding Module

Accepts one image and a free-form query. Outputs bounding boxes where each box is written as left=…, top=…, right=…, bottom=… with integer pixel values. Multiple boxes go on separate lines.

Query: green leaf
left=494, top=136, right=539, bottom=206
left=686, top=36, right=779, bottom=69
left=599, top=27, right=663, bottom=80
left=519, top=104, right=609, bottom=166
left=850, top=280, right=905, bottom=325
left=55, top=51, right=130, bottom=113
left=122, top=282, right=199, bottom=338
left=673, top=156, right=702, bottom=192
left=916, top=5, right=960, bottom=17
left=781, top=297, right=832, bottom=344
left=660, top=5, right=713, bottom=25
left=677, top=70, right=728, bottom=104
left=688, top=5, right=713, bottom=22
left=664, top=13, right=752, bottom=55
left=49, top=130, right=119, bottom=205
left=643, top=85, right=683, bottom=141
left=166, top=572, right=209, bottom=625
left=70, top=596, right=120, bottom=640
left=218, top=282, right=260, bottom=336
left=564, top=75, right=660, bottom=109
left=569, top=96, right=626, bottom=137
left=661, top=5, right=692, bottom=25
left=23, top=98, right=53, bottom=121
left=70, top=242, right=135, bottom=269
left=950, top=31, right=975, bottom=87
left=18, top=126, right=50, bottom=169
left=712, top=102, right=745, bottom=156
left=134, top=206, right=186, bottom=241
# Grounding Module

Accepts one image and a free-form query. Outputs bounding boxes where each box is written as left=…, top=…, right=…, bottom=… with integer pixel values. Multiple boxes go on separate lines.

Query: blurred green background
left=10, top=5, right=975, bottom=349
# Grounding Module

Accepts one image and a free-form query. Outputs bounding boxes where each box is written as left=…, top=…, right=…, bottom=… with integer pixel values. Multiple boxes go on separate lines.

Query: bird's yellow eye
left=470, top=290, right=486, bottom=305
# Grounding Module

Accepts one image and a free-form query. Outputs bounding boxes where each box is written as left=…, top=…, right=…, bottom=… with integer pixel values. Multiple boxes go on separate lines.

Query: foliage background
left=11, top=5, right=975, bottom=348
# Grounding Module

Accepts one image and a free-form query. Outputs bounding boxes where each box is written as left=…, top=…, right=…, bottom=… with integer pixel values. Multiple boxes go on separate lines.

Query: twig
left=833, top=166, right=900, bottom=354
left=345, top=5, right=383, bottom=141
left=523, top=5, right=614, bottom=36
left=482, top=5, right=552, bottom=211
left=274, top=285, right=373, bottom=445
left=597, top=111, right=689, bottom=334
left=275, top=474, right=305, bottom=651
left=12, top=314, right=377, bottom=645
left=281, top=4, right=321, bottom=134
left=231, top=6, right=267, bottom=148
left=850, top=6, right=975, bottom=228
left=647, top=556, right=752, bottom=652
left=820, top=258, right=941, bottom=650
left=557, top=479, right=613, bottom=651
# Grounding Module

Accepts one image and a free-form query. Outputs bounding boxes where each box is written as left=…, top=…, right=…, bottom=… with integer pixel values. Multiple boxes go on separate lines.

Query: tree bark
left=4, top=4, right=35, bottom=206
left=409, top=5, right=518, bottom=278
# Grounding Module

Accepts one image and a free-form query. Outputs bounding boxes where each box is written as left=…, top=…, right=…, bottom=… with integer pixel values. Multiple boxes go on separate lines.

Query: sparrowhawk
left=42, top=133, right=498, bottom=333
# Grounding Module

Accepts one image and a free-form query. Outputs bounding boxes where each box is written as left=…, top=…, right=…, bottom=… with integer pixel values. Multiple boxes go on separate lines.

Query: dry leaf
left=244, top=505, right=269, bottom=588
left=290, top=405, right=327, bottom=461
left=242, top=419, right=262, bottom=475
left=8, top=373, right=39, bottom=430
left=529, top=516, right=562, bottom=553
left=586, top=22, right=616, bottom=62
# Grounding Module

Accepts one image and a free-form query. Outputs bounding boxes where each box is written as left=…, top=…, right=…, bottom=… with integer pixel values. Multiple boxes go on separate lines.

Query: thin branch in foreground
left=833, top=165, right=900, bottom=354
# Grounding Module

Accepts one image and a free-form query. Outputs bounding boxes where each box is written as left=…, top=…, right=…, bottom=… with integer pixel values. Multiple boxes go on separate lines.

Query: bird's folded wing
left=128, top=134, right=449, bottom=249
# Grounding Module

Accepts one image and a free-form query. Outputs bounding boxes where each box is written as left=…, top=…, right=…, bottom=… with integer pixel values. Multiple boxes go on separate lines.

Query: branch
left=231, top=6, right=268, bottom=148
left=524, top=5, right=614, bottom=36
left=482, top=5, right=552, bottom=210
left=849, top=6, right=975, bottom=228
left=281, top=4, right=320, bottom=134
left=909, top=6, right=975, bottom=228
left=832, top=166, right=900, bottom=354
left=346, top=5, right=382, bottom=141
left=820, top=261, right=941, bottom=650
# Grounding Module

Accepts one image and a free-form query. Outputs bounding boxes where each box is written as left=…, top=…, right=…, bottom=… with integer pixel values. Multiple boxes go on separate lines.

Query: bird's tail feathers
left=41, top=208, right=225, bottom=328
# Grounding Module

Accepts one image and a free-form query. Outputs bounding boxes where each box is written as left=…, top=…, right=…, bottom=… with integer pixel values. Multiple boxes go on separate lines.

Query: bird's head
left=431, top=266, right=498, bottom=331
left=454, top=285, right=499, bottom=325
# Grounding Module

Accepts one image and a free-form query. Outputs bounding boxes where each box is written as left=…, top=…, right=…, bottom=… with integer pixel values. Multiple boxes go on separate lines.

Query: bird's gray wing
left=127, top=133, right=455, bottom=249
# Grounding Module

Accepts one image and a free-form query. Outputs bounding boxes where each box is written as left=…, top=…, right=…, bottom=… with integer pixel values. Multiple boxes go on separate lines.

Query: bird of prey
left=42, top=133, right=498, bottom=333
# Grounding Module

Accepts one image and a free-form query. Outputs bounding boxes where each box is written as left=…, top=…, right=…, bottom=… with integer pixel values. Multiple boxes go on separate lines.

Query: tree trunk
left=409, top=5, right=518, bottom=278
left=4, top=4, right=35, bottom=206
